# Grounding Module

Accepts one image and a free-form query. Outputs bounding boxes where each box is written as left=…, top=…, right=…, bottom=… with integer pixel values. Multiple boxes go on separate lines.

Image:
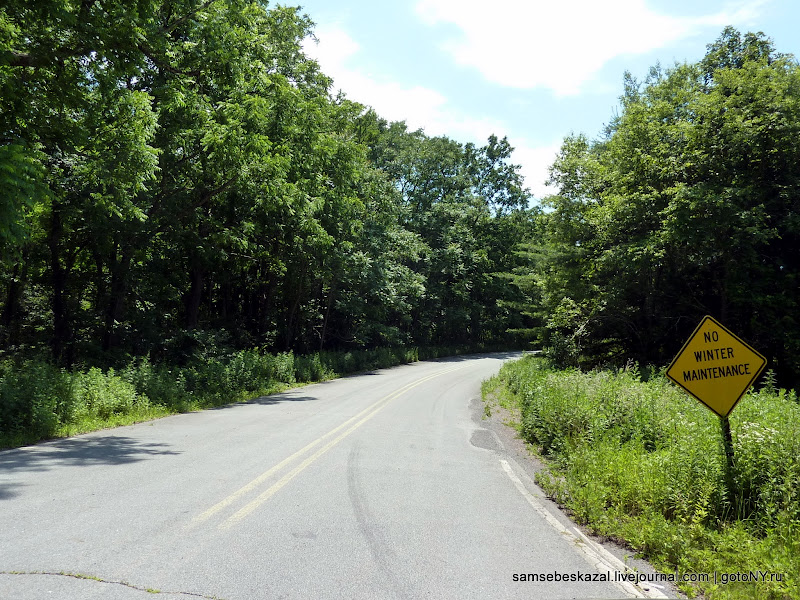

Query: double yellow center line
left=190, top=363, right=470, bottom=530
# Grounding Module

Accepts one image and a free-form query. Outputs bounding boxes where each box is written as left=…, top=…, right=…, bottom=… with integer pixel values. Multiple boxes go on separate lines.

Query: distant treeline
left=0, top=0, right=534, bottom=368
left=1, top=4, right=798, bottom=388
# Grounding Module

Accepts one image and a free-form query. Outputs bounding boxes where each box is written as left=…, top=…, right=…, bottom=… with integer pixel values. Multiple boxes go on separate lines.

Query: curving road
left=0, top=353, right=672, bottom=599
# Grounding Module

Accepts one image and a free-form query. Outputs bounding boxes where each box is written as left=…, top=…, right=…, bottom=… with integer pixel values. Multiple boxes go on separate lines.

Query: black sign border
left=666, top=315, right=768, bottom=417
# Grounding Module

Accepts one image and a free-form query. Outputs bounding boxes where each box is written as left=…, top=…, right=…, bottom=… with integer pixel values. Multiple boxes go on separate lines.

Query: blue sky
left=295, top=0, right=800, bottom=200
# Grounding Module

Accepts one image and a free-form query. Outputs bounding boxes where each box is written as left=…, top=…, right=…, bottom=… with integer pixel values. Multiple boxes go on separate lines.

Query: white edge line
left=499, top=459, right=669, bottom=599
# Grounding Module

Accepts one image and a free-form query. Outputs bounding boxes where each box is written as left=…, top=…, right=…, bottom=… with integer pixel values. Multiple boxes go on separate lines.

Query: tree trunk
left=185, top=262, right=204, bottom=330
left=49, top=206, right=72, bottom=364
left=719, top=259, right=730, bottom=324
left=102, top=245, right=131, bottom=351
left=220, top=277, right=231, bottom=323
left=92, top=246, right=106, bottom=312
left=284, top=292, right=301, bottom=351
left=283, top=266, right=306, bottom=351
left=319, top=282, right=336, bottom=351
left=1, top=260, right=23, bottom=346
left=257, top=279, right=275, bottom=338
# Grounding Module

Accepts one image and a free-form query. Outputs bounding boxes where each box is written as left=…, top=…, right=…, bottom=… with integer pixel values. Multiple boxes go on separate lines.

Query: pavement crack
left=0, top=571, right=228, bottom=599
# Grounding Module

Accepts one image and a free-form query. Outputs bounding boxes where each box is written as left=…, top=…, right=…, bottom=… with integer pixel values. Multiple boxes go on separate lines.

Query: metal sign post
left=666, top=316, right=767, bottom=497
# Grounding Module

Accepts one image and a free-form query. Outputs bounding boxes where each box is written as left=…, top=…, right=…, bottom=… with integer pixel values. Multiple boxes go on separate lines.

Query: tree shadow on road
left=0, top=482, right=22, bottom=501
left=212, top=392, right=321, bottom=408
left=0, top=435, right=180, bottom=477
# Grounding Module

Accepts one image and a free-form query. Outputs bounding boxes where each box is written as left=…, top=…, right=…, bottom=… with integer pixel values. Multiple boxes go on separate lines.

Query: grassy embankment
left=0, top=345, right=476, bottom=449
left=483, top=354, right=799, bottom=600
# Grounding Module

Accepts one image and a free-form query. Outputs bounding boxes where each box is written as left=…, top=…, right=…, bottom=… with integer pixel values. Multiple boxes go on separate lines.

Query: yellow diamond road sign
left=666, top=316, right=767, bottom=417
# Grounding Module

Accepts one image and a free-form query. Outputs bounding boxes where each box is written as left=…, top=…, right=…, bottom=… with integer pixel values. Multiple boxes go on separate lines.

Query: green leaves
left=533, top=28, right=800, bottom=381
left=0, top=142, right=47, bottom=245
left=0, top=0, right=532, bottom=363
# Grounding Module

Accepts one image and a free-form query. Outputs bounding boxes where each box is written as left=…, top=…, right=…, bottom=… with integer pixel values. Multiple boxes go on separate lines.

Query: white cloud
left=414, top=0, right=768, bottom=95
left=306, top=24, right=360, bottom=67
left=303, top=24, right=508, bottom=142
left=511, top=140, right=563, bottom=201
left=304, top=25, right=440, bottom=126
left=304, top=25, right=577, bottom=202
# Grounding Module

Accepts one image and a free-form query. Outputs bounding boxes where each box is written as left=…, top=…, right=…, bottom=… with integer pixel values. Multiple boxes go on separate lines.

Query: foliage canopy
left=0, top=0, right=535, bottom=367
left=531, top=27, right=800, bottom=386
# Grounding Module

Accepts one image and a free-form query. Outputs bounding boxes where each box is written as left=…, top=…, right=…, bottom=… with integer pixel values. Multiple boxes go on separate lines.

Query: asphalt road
left=0, top=353, right=672, bottom=600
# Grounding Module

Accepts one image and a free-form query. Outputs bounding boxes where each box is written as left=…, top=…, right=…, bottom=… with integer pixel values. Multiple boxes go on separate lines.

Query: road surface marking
left=218, top=365, right=470, bottom=529
left=499, top=459, right=668, bottom=599
left=191, top=364, right=470, bottom=528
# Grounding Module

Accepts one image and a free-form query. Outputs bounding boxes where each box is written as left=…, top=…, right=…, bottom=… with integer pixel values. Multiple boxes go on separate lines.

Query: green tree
left=536, top=28, right=800, bottom=383
left=0, top=0, right=533, bottom=369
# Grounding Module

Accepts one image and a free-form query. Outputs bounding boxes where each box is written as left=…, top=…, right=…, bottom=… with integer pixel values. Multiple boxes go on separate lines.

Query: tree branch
left=162, top=0, right=219, bottom=34
left=138, top=42, right=200, bottom=78
left=8, top=51, right=38, bottom=68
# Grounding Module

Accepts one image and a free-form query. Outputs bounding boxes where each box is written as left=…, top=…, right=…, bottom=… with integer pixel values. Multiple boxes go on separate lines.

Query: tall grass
left=489, top=355, right=799, bottom=600
left=0, top=344, right=485, bottom=448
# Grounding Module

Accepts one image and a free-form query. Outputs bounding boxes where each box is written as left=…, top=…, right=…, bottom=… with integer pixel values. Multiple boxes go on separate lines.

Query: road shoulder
left=472, top=393, right=687, bottom=600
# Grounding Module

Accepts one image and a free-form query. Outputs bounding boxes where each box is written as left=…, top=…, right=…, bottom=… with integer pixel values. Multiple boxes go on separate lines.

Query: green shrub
left=0, top=361, right=66, bottom=440
left=294, top=353, right=334, bottom=383
left=494, top=355, right=800, bottom=599
left=2, top=345, right=485, bottom=448
left=72, top=367, right=146, bottom=420
left=268, top=352, right=296, bottom=384
left=541, top=331, right=580, bottom=368
left=122, top=357, right=191, bottom=410
left=0, top=361, right=152, bottom=444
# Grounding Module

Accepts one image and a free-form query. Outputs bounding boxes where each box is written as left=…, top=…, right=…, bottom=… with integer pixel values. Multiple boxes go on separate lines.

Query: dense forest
left=1, top=1, right=799, bottom=388
left=0, top=0, right=533, bottom=369
left=528, top=27, right=800, bottom=387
